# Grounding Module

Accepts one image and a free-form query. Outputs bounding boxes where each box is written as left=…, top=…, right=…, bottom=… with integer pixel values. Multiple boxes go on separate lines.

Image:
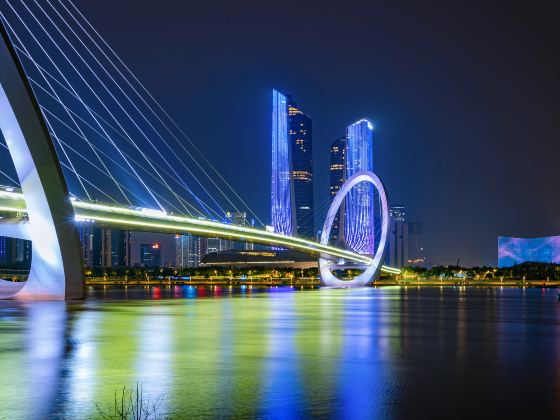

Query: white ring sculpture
left=319, top=170, right=389, bottom=287
left=0, top=24, right=83, bottom=299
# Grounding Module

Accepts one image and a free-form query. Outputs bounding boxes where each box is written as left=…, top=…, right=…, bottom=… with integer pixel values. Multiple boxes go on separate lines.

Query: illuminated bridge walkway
left=0, top=189, right=399, bottom=273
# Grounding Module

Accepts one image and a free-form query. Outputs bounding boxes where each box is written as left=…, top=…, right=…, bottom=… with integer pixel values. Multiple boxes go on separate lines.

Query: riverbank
left=84, top=277, right=560, bottom=288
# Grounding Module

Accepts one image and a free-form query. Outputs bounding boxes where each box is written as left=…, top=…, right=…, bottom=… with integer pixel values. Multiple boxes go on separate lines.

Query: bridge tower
left=0, top=24, right=84, bottom=299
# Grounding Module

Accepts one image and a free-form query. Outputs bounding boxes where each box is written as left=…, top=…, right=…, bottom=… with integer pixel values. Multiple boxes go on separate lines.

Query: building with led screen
left=271, top=89, right=314, bottom=238
left=344, top=119, right=375, bottom=255
left=498, top=236, right=560, bottom=267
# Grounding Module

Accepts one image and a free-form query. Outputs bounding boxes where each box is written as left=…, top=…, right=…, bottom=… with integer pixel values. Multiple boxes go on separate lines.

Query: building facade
left=288, top=98, right=314, bottom=238
left=80, top=225, right=132, bottom=268
left=140, top=243, right=162, bottom=267
left=226, top=211, right=254, bottom=250
left=329, top=136, right=346, bottom=242
left=271, top=89, right=314, bottom=238
left=386, top=205, right=409, bottom=268
left=206, top=237, right=231, bottom=254
left=344, top=119, right=375, bottom=255
left=407, top=222, right=425, bottom=266
left=498, top=236, right=560, bottom=267
left=176, top=234, right=205, bottom=268
left=0, top=236, right=31, bottom=267
left=271, top=89, right=294, bottom=236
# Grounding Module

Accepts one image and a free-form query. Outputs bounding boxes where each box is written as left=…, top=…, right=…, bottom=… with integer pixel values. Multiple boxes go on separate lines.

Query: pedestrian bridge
left=0, top=189, right=401, bottom=271
left=0, top=6, right=400, bottom=300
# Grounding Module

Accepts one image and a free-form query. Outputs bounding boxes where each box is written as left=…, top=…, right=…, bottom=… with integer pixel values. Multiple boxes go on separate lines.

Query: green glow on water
left=0, top=286, right=559, bottom=418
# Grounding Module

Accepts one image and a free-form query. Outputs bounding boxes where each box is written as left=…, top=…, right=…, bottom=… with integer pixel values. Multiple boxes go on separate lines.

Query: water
left=0, top=286, right=559, bottom=419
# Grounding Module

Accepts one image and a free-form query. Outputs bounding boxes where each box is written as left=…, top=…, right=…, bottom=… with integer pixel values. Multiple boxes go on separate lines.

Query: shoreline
left=83, top=278, right=560, bottom=288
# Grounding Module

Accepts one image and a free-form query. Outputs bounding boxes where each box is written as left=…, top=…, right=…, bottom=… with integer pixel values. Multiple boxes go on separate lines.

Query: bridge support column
left=0, top=24, right=83, bottom=300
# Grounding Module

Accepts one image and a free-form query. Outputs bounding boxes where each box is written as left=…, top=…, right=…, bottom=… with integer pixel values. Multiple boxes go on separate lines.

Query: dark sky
left=77, top=0, right=560, bottom=266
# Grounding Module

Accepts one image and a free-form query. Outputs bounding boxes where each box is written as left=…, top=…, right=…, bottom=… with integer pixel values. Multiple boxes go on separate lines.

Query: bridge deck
left=0, top=190, right=400, bottom=274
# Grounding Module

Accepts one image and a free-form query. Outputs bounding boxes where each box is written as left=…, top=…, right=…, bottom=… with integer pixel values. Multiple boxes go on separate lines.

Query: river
left=0, top=286, right=559, bottom=419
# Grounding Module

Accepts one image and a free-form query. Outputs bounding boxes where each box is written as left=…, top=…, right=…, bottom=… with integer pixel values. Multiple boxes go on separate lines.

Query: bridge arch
left=0, top=25, right=83, bottom=299
left=319, top=170, right=389, bottom=287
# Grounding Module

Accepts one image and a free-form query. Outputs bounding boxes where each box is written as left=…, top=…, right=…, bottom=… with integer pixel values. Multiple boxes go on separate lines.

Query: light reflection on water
left=0, top=286, right=559, bottom=419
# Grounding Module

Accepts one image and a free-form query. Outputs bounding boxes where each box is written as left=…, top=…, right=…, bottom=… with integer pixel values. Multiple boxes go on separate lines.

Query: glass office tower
left=288, top=98, right=314, bottom=238
left=271, top=89, right=314, bottom=238
left=344, top=119, right=375, bottom=255
left=329, top=136, right=346, bottom=242
left=271, top=90, right=294, bottom=236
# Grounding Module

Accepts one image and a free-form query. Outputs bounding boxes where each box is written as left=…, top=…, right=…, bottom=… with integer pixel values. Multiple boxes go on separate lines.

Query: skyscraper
left=407, top=222, right=425, bottom=266
left=111, top=229, right=132, bottom=267
left=289, top=98, right=314, bottom=238
left=386, top=205, right=409, bottom=268
left=344, top=119, right=375, bottom=255
left=176, top=234, right=204, bottom=268
left=140, top=243, right=162, bottom=267
left=329, top=136, right=346, bottom=242
left=271, top=89, right=314, bottom=238
left=226, top=211, right=254, bottom=250
left=84, top=226, right=132, bottom=268
left=271, top=90, right=294, bottom=236
left=0, top=237, right=31, bottom=266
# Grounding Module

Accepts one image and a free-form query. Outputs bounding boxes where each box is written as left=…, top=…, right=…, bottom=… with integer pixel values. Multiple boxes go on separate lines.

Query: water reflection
left=0, top=286, right=559, bottom=419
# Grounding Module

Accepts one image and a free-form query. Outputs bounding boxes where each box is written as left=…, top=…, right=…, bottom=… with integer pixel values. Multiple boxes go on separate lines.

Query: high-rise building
left=176, top=234, right=204, bottom=268
left=329, top=136, right=346, bottom=242
left=226, top=211, right=254, bottom=250
left=15, top=239, right=31, bottom=264
left=0, top=236, right=11, bottom=265
left=386, top=205, right=409, bottom=268
left=271, top=89, right=314, bottom=238
left=0, top=237, right=31, bottom=266
left=140, top=243, right=162, bottom=267
left=85, top=226, right=132, bottom=268
left=206, top=237, right=231, bottom=254
left=78, top=224, right=94, bottom=267
left=407, top=222, right=425, bottom=266
left=111, top=229, right=132, bottom=267
left=344, top=119, right=375, bottom=255
left=289, top=98, right=314, bottom=238
left=271, top=90, right=294, bottom=236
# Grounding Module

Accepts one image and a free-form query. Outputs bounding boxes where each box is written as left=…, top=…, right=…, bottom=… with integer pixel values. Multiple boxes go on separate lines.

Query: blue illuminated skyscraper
left=344, top=119, right=375, bottom=255
left=271, top=89, right=314, bottom=238
left=271, top=90, right=294, bottom=236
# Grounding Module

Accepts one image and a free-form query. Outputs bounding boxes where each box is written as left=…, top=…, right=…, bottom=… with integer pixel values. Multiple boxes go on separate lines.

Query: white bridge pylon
left=0, top=24, right=83, bottom=300
left=319, top=171, right=391, bottom=287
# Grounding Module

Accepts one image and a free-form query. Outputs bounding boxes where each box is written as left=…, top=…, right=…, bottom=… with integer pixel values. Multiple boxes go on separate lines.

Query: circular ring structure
left=319, top=170, right=389, bottom=287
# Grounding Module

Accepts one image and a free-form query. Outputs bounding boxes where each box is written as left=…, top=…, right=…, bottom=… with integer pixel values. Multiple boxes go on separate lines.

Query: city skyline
left=0, top=1, right=557, bottom=268
left=70, top=0, right=560, bottom=266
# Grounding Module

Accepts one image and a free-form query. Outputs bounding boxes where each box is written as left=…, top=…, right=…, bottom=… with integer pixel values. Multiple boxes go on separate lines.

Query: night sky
left=76, top=0, right=559, bottom=266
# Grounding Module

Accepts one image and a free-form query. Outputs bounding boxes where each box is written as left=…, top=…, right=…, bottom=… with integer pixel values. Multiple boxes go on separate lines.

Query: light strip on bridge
left=72, top=201, right=374, bottom=264
left=0, top=190, right=401, bottom=273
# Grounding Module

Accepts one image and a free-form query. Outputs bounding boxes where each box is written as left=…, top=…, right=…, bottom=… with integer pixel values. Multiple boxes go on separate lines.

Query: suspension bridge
left=0, top=0, right=399, bottom=300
